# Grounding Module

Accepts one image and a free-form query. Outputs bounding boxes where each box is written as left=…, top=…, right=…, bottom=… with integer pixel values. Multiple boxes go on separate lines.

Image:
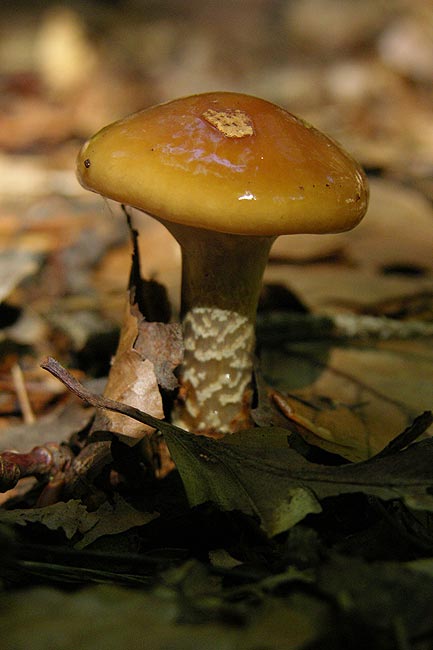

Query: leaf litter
left=1, top=209, right=433, bottom=650
left=2, top=221, right=433, bottom=649
left=1, top=1, right=433, bottom=647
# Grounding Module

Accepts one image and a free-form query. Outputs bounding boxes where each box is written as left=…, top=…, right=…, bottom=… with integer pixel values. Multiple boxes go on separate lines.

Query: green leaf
left=0, top=496, right=158, bottom=548
left=75, top=495, right=158, bottom=549
left=164, top=424, right=433, bottom=537
left=165, top=427, right=321, bottom=537
left=0, top=500, right=97, bottom=540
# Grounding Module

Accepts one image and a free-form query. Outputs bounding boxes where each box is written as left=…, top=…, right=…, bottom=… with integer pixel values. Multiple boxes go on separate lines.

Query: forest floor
left=0, top=1, right=432, bottom=648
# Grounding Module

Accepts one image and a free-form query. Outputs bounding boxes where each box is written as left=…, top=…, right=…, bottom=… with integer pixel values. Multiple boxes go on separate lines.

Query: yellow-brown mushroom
left=77, top=92, right=369, bottom=436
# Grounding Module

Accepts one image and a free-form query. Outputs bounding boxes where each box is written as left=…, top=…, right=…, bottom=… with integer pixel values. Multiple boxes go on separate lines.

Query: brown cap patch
left=202, top=108, right=254, bottom=138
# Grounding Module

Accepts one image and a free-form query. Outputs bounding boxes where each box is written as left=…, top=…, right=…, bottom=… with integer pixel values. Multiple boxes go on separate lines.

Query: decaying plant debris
left=1, top=1, right=433, bottom=648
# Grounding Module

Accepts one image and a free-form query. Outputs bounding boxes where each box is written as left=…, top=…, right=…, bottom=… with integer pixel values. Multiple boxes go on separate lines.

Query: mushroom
left=76, top=92, right=368, bottom=436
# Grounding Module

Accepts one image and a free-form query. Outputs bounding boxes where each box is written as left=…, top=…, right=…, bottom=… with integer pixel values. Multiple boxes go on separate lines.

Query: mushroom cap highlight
left=77, top=92, right=368, bottom=236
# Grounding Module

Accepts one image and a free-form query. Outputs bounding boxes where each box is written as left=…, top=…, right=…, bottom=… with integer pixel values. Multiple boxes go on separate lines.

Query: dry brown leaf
left=96, top=211, right=183, bottom=444
left=262, top=175, right=433, bottom=460
left=135, top=319, right=183, bottom=391
left=0, top=100, right=75, bottom=152
left=0, top=400, right=93, bottom=453
left=265, top=337, right=433, bottom=461
left=266, top=179, right=433, bottom=313
left=101, top=300, right=164, bottom=442
left=348, top=179, right=433, bottom=273
left=0, top=249, right=42, bottom=303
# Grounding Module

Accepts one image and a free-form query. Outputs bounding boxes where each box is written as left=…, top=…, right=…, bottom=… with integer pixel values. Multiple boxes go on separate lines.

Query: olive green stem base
left=160, top=222, right=274, bottom=435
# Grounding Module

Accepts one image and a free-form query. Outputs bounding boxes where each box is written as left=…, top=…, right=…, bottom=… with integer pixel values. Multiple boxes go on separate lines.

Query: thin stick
left=256, top=311, right=433, bottom=343
left=372, top=410, right=433, bottom=459
left=11, top=363, right=35, bottom=424
left=40, top=357, right=184, bottom=437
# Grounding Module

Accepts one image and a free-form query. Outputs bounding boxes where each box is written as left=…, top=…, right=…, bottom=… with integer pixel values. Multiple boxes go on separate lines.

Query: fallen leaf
left=0, top=400, right=94, bottom=453
left=95, top=216, right=181, bottom=446
left=0, top=494, right=157, bottom=549
left=134, top=319, right=183, bottom=391
left=75, top=494, right=158, bottom=549
left=258, top=181, right=433, bottom=462
left=164, top=421, right=433, bottom=537
left=0, top=249, right=42, bottom=303
left=347, top=178, right=433, bottom=273
left=0, top=499, right=96, bottom=540
left=100, top=299, right=165, bottom=441
left=40, top=358, right=433, bottom=537
left=266, top=179, right=433, bottom=313
left=261, top=336, right=433, bottom=459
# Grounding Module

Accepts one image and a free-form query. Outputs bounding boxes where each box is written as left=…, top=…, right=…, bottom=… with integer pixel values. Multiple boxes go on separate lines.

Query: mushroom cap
left=77, top=92, right=368, bottom=236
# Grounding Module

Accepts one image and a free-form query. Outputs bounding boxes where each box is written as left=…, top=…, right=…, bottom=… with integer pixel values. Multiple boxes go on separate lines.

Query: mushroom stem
left=161, top=221, right=274, bottom=436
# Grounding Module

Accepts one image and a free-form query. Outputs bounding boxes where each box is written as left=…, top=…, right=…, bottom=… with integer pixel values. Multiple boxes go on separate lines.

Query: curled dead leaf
left=100, top=300, right=164, bottom=441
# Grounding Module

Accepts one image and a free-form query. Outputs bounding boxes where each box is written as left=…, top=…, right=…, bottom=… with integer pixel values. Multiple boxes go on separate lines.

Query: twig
left=0, top=458, right=21, bottom=492
left=40, top=357, right=184, bottom=436
left=42, top=356, right=433, bottom=455
left=256, top=311, right=433, bottom=343
left=372, top=411, right=433, bottom=459
left=11, top=363, right=35, bottom=424
left=333, top=312, right=433, bottom=340
left=0, top=443, right=73, bottom=492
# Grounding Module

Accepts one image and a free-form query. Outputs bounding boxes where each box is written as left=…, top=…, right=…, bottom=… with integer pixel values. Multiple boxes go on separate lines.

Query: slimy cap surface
left=77, top=92, right=368, bottom=236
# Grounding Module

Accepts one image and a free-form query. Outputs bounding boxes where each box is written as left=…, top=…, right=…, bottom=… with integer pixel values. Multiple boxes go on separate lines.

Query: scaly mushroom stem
left=161, top=222, right=274, bottom=436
